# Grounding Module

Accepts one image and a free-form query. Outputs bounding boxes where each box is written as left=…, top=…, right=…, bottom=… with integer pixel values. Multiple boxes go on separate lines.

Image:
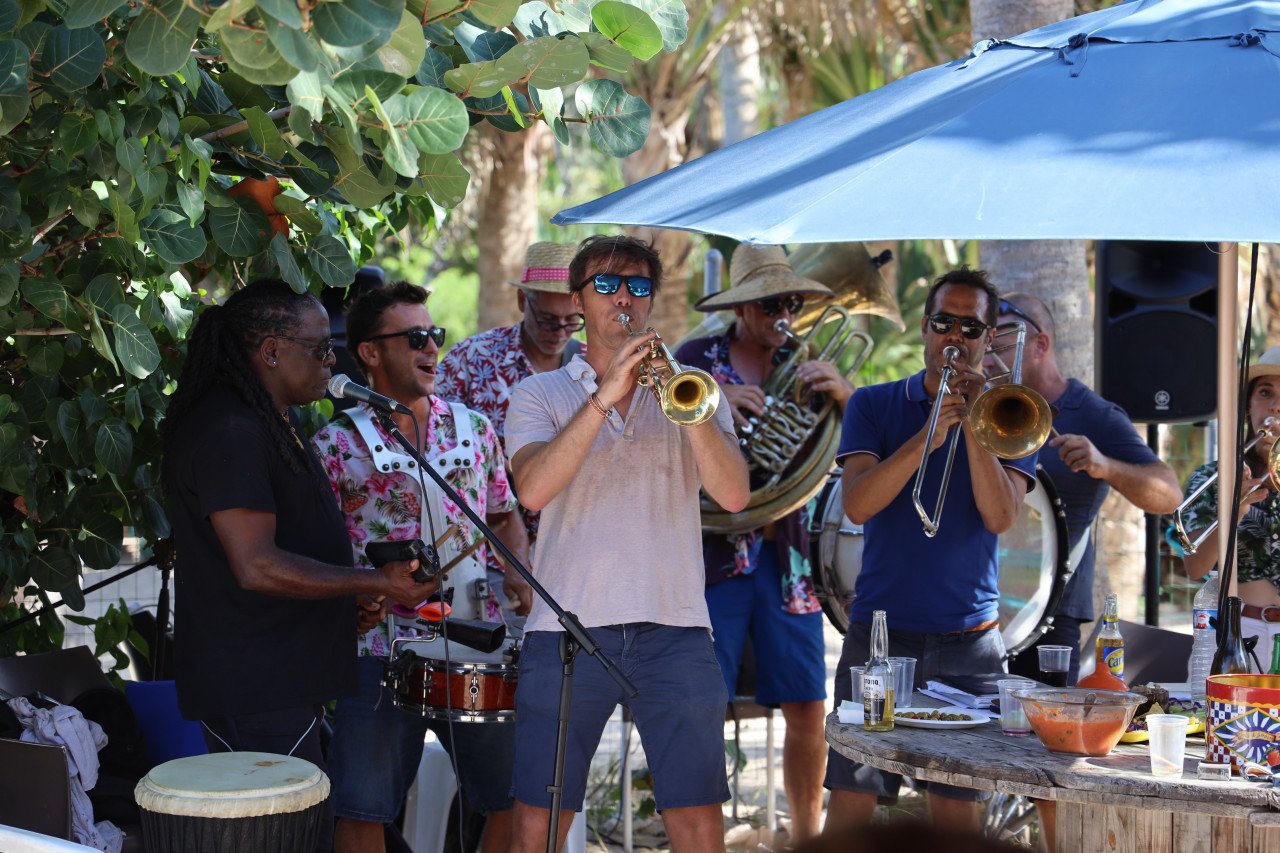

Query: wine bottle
left=1268, top=634, right=1280, bottom=676
left=862, top=610, right=895, bottom=732
left=1210, top=596, right=1251, bottom=676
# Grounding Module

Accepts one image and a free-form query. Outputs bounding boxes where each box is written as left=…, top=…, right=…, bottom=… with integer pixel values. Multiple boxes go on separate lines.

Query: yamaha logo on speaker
left=1154, top=390, right=1171, bottom=411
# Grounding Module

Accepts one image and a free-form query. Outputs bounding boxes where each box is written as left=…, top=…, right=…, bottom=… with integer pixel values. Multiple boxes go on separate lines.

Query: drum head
left=809, top=468, right=1068, bottom=650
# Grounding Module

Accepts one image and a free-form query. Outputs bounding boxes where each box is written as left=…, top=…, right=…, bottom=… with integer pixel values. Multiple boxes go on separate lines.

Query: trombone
left=911, top=323, right=1055, bottom=537
left=1171, top=417, right=1280, bottom=554
left=618, top=313, right=720, bottom=426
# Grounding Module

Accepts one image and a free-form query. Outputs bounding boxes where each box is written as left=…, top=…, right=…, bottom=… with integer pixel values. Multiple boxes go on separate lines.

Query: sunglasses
left=366, top=326, right=447, bottom=349
left=759, top=294, right=805, bottom=317
left=998, top=299, right=1043, bottom=335
left=275, top=334, right=335, bottom=362
left=927, top=313, right=989, bottom=340
left=589, top=273, right=653, bottom=298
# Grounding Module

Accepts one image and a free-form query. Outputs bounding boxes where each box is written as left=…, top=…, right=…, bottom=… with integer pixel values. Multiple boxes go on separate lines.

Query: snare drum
left=384, top=642, right=519, bottom=723
left=809, top=467, right=1070, bottom=657
left=134, top=751, right=329, bottom=852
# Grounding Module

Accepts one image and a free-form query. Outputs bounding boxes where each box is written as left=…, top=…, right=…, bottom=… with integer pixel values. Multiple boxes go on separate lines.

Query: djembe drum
left=134, top=752, right=329, bottom=852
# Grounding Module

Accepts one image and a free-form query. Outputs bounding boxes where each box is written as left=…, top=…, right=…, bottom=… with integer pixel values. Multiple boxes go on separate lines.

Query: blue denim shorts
left=824, top=621, right=1006, bottom=803
left=328, top=655, right=516, bottom=823
left=705, top=545, right=827, bottom=705
left=511, top=624, right=730, bottom=812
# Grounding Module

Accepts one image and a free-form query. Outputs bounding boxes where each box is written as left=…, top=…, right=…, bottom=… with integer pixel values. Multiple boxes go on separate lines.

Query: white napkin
left=921, top=680, right=997, bottom=710
left=836, top=700, right=864, bottom=725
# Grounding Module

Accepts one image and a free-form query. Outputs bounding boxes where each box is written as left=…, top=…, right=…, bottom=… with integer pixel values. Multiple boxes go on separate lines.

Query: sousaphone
left=698, top=242, right=903, bottom=534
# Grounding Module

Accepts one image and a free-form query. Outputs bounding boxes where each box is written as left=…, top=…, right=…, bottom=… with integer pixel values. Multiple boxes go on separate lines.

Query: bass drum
left=809, top=467, right=1071, bottom=658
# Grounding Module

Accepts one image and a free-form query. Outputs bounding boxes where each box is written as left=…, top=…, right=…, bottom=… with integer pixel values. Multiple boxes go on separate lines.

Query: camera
left=365, top=539, right=441, bottom=583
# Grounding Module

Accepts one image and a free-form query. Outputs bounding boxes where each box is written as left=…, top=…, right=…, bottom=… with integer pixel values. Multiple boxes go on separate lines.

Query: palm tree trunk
left=474, top=123, right=550, bottom=332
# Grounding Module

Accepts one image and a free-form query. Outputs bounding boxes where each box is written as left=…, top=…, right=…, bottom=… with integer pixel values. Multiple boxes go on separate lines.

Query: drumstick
left=432, top=524, right=459, bottom=550
left=438, top=537, right=485, bottom=576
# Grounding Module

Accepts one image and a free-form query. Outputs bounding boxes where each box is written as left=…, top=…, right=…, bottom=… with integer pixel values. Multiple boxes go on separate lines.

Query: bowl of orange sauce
left=1015, top=688, right=1144, bottom=756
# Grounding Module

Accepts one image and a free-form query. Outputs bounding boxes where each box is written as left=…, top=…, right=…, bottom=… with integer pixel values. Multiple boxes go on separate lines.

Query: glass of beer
left=1038, top=645, right=1072, bottom=687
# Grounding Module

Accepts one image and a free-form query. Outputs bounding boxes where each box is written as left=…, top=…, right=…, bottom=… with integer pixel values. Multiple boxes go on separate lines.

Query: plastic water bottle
left=1187, top=571, right=1219, bottom=700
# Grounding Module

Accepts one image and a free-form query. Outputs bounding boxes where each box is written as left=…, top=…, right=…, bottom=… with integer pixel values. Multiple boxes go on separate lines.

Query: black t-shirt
left=166, top=385, right=356, bottom=719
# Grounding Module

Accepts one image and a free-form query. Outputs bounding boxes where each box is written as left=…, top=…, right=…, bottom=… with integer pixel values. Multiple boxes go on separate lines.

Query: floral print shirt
left=1179, top=460, right=1280, bottom=594
left=437, top=322, right=542, bottom=548
left=673, top=331, right=822, bottom=616
left=312, top=398, right=518, bottom=656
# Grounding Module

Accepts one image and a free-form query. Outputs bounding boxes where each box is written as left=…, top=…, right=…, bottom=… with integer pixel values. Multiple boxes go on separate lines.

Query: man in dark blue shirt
left=824, top=268, right=1038, bottom=834
left=993, top=294, right=1181, bottom=681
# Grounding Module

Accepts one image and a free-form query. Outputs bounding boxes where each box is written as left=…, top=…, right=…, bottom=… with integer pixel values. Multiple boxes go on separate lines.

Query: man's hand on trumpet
left=596, top=325, right=659, bottom=409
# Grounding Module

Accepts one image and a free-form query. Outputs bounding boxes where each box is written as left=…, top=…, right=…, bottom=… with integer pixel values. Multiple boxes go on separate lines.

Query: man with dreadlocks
left=163, top=278, right=434, bottom=778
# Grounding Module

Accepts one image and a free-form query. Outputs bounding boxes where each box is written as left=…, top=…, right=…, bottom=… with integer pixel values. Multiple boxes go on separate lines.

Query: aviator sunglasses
left=365, top=326, right=447, bottom=349
left=759, top=294, right=805, bottom=317
left=927, top=312, right=989, bottom=340
left=589, top=273, right=653, bottom=298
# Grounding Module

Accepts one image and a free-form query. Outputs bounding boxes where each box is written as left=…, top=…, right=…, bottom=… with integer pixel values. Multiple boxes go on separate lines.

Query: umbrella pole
left=1217, top=242, right=1239, bottom=598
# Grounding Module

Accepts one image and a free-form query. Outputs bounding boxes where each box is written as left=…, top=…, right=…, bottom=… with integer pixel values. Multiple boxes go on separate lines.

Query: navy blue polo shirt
left=837, top=371, right=1038, bottom=634
left=1042, top=379, right=1158, bottom=622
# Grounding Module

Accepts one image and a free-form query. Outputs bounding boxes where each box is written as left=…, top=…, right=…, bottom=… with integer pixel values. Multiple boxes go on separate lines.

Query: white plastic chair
left=402, top=731, right=585, bottom=853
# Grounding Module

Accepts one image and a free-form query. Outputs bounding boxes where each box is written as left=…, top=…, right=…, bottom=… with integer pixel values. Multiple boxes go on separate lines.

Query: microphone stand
left=374, top=410, right=637, bottom=853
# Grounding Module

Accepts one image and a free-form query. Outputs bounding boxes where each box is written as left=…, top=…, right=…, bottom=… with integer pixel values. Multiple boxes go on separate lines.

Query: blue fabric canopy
left=555, top=0, right=1280, bottom=244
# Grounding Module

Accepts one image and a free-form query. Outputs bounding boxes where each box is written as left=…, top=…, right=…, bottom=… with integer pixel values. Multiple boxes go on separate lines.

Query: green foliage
left=65, top=598, right=145, bottom=688
left=0, top=2, right=688, bottom=639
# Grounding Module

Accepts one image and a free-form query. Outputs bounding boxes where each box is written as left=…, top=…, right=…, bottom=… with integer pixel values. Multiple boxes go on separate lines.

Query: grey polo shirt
left=505, top=355, right=736, bottom=633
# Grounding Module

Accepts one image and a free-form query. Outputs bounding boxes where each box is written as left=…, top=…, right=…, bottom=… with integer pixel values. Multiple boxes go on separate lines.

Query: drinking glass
left=1038, top=645, right=1073, bottom=688
left=888, top=656, right=917, bottom=705
left=849, top=666, right=867, bottom=706
left=997, top=678, right=1036, bottom=736
left=1147, top=714, right=1188, bottom=778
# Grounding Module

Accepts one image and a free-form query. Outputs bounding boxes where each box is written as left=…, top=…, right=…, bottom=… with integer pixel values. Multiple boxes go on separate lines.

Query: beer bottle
left=862, top=610, right=895, bottom=732
left=1077, top=594, right=1128, bottom=690
left=1268, top=634, right=1280, bottom=675
left=1098, top=593, right=1125, bottom=679
left=1211, top=596, right=1251, bottom=676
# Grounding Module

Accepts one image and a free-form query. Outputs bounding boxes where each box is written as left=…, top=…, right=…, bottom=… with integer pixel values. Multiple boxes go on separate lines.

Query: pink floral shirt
left=312, top=398, right=517, bottom=657
left=437, top=322, right=544, bottom=547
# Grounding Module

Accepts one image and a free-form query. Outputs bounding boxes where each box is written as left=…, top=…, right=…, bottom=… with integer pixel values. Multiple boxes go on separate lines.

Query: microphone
left=328, top=374, right=412, bottom=415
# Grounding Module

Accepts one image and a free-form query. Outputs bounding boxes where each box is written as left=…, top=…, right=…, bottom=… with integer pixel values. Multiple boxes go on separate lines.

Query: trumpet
left=911, top=322, right=1055, bottom=537
left=1171, top=417, right=1280, bottom=554
left=618, top=313, right=720, bottom=426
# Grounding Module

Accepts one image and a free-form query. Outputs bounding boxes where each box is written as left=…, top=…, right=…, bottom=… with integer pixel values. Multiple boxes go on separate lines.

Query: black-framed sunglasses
left=366, top=326, right=447, bottom=349
left=526, top=297, right=585, bottom=333
left=589, top=273, right=653, bottom=298
left=998, top=299, right=1043, bottom=334
left=927, top=312, right=989, bottom=340
left=275, top=335, right=335, bottom=362
left=759, top=294, right=805, bottom=317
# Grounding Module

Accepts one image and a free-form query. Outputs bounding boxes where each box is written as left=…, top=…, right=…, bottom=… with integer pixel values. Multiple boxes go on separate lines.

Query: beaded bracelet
left=587, top=392, right=610, bottom=419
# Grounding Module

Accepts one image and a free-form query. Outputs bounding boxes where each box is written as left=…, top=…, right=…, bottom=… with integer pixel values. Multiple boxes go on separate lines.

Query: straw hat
left=1248, top=345, right=1280, bottom=381
left=509, top=241, right=576, bottom=293
left=694, top=244, right=833, bottom=311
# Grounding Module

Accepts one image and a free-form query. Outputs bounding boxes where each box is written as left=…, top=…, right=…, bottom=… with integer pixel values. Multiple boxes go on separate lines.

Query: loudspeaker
left=1096, top=240, right=1218, bottom=423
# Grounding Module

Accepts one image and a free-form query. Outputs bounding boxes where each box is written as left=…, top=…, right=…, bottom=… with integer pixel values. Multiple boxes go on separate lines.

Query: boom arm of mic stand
left=375, top=411, right=638, bottom=699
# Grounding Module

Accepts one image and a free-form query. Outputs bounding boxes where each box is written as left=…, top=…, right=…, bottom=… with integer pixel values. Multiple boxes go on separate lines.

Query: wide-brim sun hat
left=509, top=241, right=576, bottom=293
left=1248, top=344, right=1280, bottom=381
left=694, top=244, right=834, bottom=312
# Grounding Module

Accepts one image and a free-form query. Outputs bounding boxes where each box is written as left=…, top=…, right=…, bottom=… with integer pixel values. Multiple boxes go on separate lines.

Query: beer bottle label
left=863, top=675, right=885, bottom=699
left=1103, top=644, right=1124, bottom=677
left=1193, top=608, right=1217, bottom=631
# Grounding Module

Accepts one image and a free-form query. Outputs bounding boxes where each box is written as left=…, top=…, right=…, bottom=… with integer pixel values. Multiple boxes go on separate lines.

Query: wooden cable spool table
left=827, top=704, right=1280, bottom=851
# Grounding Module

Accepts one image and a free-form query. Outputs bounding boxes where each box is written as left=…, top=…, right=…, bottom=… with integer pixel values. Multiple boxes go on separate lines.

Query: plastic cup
left=849, top=666, right=866, bottom=706
left=888, top=657, right=917, bottom=704
left=1147, top=714, right=1189, bottom=778
left=1037, top=645, right=1073, bottom=687
left=997, top=678, right=1036, bottom=736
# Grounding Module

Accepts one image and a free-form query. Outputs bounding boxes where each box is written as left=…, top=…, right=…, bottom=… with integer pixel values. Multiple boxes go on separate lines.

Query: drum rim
left=404, top=659, right=517, bottom=675
left=807, top=466, right=1072, bottom=656
left=395, top=705, right=516, bottom=723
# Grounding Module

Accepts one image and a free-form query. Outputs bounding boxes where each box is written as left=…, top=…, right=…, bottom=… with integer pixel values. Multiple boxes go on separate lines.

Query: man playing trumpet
left=504, top=235, right=749, bottom=852
left=674, top=244, right=852, bottom=845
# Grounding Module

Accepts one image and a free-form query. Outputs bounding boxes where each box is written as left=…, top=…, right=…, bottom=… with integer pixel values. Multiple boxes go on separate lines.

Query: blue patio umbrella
left=554, top=0, right=1280, bottom=244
